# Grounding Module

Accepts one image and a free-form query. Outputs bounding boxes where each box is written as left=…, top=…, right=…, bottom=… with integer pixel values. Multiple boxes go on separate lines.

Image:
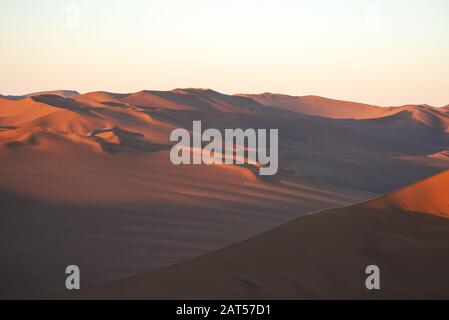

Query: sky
left=1, top=0, right=448, bottom=107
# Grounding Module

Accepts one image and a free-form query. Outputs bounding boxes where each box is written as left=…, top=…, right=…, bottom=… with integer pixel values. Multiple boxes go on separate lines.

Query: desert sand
left=237, top=93, right=390, bottom=119
left=1, top=89, right=448, bottom=297
left=239, top=93, right=449, bottom=131
left=45, top=170, right=449, bottom=300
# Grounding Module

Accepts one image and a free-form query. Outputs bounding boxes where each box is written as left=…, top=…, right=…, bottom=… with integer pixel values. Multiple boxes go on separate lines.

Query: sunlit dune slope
left=366, top=170, right=449, bottom=216
left=0, top=94, right=174, bottom=151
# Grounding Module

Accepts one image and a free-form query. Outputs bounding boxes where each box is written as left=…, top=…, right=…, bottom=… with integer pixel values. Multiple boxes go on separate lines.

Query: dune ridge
left=364, top=105, right=449, bottom=133
left=238, top=93, right=449, bottom=131
left=237, top=93, right=388, bottom=119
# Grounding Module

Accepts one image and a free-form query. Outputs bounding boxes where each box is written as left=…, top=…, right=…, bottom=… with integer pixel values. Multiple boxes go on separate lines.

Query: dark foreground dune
left=41, top=170, right=449, bottom=300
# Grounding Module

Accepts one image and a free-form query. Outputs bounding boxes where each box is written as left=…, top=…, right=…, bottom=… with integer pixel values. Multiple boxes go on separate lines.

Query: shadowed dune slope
left=49, top=170, right=449, bottom=300
left=0, top=145, right=367, bottom=297
left=74, top=91, right=129, bottom=105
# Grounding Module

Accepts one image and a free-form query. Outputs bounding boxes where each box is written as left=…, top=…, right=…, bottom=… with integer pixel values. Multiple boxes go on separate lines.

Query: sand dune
left=0, top=94, right=174, bottom=152
left=1, top=91, right=371, bottom=295
left=1, top=145, right=367, bottom=296
left=367, top=170, right=449, bottom=216
left=48, top=170, right=449, bottom=300
left=1, top=89, right=449, bottom=297
left=73, top=91, right=130, bottom=108
left=239, top=94, right=449, bottom=131
left=116, top=89, right=263, bottom=114
left=365, top=105, right=449, bottom=133
left=237, top=93, right=389, bottom=119
left=0, top=97, right=60, bottom=119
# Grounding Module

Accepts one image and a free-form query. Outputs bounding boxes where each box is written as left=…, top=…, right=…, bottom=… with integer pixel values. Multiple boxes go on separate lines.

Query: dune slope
left=51, top=170, right=449, bottom=300
left=363, top=105, right=449, bottom=133
left=240, top=94, right=449, bottom=133
left=367, top=170, right=449, bottom=216
left=238, top=93, right=389, bottom=119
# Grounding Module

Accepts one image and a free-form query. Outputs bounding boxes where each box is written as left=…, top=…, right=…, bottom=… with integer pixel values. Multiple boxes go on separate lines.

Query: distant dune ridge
left=1, top=88, right=449, bottom=297
left=1, top=89, right=448, bottom=152
left=237, top=93, right=389, bottom=119
left=365, top=105, right=449, bottom=133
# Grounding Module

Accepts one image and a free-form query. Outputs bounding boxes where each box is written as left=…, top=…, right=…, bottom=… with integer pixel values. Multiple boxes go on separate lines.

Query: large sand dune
left=49, top=170, right=449, bottom=299
left=1, top=89, right=448, bottom=297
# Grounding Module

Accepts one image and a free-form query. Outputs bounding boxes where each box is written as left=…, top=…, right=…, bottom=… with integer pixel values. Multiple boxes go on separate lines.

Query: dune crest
left=370, top=105, right=449, bottom=132
left=239, top=94, right=449, bottom=131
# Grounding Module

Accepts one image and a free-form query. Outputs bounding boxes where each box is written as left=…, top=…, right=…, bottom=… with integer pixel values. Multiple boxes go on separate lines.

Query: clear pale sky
left=1, top=0, right=448, bottom=106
